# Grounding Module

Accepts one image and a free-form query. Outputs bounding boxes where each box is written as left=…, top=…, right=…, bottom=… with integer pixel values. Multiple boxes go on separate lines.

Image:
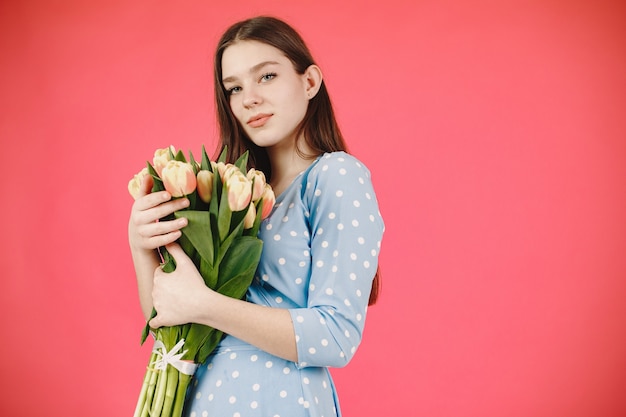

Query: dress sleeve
left=288, top=153, right=385, bottom=368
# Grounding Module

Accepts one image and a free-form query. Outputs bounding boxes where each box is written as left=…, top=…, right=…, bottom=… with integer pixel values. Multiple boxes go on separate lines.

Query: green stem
left=133, top=352, right=156, bottom=417
left=172, top=373, right=193, bottom=417
left=141, top=358, right=160, bottom=417
left=150, top=365, right=168, bottom=416
left=161, top=365, right=179, bottom=417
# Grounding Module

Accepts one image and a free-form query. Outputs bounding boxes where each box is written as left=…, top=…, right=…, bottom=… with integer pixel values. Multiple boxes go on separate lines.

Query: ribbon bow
left=151, top=339, right=198, bottom=376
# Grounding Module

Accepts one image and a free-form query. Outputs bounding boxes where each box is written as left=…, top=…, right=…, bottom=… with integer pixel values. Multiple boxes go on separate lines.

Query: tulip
left=196, top=170, right=214, bottom=203
left=243, top=203, right=256, bottom=229
left=259, top=184, right=276, bottom=219
left=128, top=167, right=149, bottom=200
left=247, top=168, right=266, bottom=202
left=222, top=164, right=240, bottom=182
left=225, top=171, right=252, bottom=212
left=214, top=162, right=228, bottom=179
left=161, top=160, right=197, bottom=197
left=153, top=145, right=175, bottom=177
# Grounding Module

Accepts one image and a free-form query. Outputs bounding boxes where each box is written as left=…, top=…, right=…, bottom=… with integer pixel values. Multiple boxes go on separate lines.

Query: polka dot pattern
left=184, top=152, right=384, bottom=417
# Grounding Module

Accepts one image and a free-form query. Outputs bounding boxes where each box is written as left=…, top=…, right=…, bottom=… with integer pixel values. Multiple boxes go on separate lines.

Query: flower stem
left=134, top=351, right=159, bottom=417
left=140, top=360, right=160, bottom=417
left=161, top=365, right=179, bottom=416
left=133, top=358, right=152, bottom=417
left=150, top=365, right=168, bottom=416
left=172, top=373, right=193, bottom=417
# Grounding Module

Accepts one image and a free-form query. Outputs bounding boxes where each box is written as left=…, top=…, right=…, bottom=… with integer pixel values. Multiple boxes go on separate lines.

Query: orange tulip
left=225, top=171, right=252, bottom=212
left=153, top=145, right=175, bottom=177
left=161, top=160, right=197, bottom=197
left=243, top=203, right=256, bottom=229
left=214, top=162, right=230, bottom=180
left=259, top=184, right=276, bottom=219
left=196, top=170, right=214, bottom=203
left=128, top=167, right=149, bottom=200
left=247, top=168, right=266, bottom=202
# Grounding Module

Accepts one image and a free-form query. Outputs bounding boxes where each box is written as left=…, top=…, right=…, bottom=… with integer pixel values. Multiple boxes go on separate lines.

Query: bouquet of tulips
left=127, top=145, right=275, bottom=417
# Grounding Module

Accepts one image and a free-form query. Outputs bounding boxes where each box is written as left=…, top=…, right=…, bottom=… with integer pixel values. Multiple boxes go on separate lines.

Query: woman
left=128, top=16, right=384, bottom=416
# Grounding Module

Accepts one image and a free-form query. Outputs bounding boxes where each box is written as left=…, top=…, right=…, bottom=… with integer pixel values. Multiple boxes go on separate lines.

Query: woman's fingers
left=129, top=191, right=189, bottom=251
left=133, top=216, right=187, bottom=248
left=132, top=195, right=189, bottom=225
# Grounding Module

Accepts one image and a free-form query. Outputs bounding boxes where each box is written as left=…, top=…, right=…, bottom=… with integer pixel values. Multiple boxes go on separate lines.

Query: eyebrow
left=222, top=60, right=280, bottom=84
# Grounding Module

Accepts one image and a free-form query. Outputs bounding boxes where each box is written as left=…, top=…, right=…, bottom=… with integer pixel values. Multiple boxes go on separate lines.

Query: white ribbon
left=151, top=339, right=198, bottom=376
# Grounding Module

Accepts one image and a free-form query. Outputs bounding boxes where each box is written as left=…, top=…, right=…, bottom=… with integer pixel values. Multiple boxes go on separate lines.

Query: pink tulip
left=161, top=160, right=197, bottom=197
left=214, top=162, right=230, bottom=179
left=128, top=167, right=149, bottom=200
left=222, top=164, right=240, bottom=181
left=225, top=171, right=252, bottom=212
left=153, top=145, right=175, bottom=177
left=196, top=170, right=214, bottom=203
left=243, top=203, right=256, bottom=229
left=247, top=168, right=266, bottom=202
left=259, top=184, right=276, bottom=219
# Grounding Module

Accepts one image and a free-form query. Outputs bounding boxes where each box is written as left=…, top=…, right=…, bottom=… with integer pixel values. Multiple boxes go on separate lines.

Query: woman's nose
left=242, top=87, right=262, bottom=108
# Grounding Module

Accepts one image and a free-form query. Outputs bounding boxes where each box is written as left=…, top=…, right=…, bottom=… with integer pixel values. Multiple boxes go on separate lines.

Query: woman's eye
left=226, top=86, right=241, bottom=95
left=260, top=72, right=276, bottom=82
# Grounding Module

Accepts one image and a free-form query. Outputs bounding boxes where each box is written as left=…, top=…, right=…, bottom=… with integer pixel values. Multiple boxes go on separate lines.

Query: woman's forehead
left=221, top=40, right=288, bottom=75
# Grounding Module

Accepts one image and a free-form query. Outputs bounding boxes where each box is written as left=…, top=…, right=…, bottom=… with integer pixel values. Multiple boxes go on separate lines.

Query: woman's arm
left=128, top=174, right=189, bottom=320
left=288, top=153, right=385, bottom=369
left=149, top=243, right=298, bottom=362
left=128, top=176, right=298, bottom=361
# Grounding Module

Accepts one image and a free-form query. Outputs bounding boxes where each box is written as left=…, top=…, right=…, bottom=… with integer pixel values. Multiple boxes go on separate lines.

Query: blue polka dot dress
left=184, top=152, right=385, bottom=417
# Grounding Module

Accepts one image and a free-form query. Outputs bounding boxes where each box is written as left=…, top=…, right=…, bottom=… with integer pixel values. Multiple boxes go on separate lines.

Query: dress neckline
left=273, top=153, right=325, bottom=202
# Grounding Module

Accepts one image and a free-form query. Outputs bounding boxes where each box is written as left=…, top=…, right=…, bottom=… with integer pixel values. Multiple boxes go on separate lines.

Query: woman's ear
left=303, top=64, right=323, bottom=99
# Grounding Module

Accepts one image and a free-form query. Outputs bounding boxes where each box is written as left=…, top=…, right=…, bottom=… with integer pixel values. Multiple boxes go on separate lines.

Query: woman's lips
left=247, top=114, right=272, bottom=128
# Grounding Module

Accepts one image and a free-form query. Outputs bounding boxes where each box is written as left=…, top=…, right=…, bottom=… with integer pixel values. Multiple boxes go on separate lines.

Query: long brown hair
left=213, top=16, right=381, bottom=305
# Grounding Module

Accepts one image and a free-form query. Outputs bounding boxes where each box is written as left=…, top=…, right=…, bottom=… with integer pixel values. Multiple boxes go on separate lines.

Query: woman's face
left=221, top=40, right=311, bottom=150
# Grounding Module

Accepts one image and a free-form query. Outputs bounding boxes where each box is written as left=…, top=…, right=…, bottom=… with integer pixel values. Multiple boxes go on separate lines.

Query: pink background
left=1, top=1, right=625, bottom=416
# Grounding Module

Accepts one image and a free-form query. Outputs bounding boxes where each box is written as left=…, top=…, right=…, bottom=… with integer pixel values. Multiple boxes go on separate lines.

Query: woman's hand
left=128, top=173, right=189, bottom=252
left=149, top=243, right=212, bottom=328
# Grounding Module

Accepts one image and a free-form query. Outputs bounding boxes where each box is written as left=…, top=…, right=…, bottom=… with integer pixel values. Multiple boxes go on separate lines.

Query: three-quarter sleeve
left=288, top=153, right=384, bottom=368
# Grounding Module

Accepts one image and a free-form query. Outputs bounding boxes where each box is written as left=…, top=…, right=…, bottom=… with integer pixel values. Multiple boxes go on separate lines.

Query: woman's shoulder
left=298, top=151, right=374, bottom=203
left=307, top=151, right=372, bottom=180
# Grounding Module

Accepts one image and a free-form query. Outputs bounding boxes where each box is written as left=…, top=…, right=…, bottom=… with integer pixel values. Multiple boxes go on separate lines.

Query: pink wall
left=1, top=1, right=625, bottom=416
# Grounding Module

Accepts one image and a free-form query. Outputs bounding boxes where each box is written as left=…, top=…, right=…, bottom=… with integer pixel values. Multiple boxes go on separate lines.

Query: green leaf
left=234, top=151, right=249, bottom=172
left=174, top=149, right=187, bottom=162
left=217, top=185, right=232, bottom=242
left=201, top=145, right=213, bottom=171
left=146, top=162, right=165, bottom=193
left=199, top=256, right=217, bottom=289
left=209, top=166, right=221, bottom=219
left=230, top=206, right=247, bottom=233
left=189, top=151, right=199, bottom=174
left=196, top=329, right=225, bottom=364
left=217, top=146, right=227, bottom=163
left=174, top=211, right=214, bottom=267
left=140, top=307, right=157, bottom=345
left=209, top=211, right=220, bottom=263
left=178, top=232, right=195, bottom=260
left=160, top=248, right=177, bottom=273
left=216, top=236, right=263, bottom=290
left=216, top=269, right=255, bottom=300
left=182, top=324, right=218, bottom=362
left=186, top=189, right=198, bottom=210
left=216, top=218, right=244, bottom=265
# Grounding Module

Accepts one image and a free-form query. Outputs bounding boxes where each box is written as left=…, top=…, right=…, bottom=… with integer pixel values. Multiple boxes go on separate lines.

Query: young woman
left=128, top=16, right=384, bottom=416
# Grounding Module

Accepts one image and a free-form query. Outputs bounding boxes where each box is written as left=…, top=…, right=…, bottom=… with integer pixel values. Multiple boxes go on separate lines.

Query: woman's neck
left=267, top=140, right=318, bottom=196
